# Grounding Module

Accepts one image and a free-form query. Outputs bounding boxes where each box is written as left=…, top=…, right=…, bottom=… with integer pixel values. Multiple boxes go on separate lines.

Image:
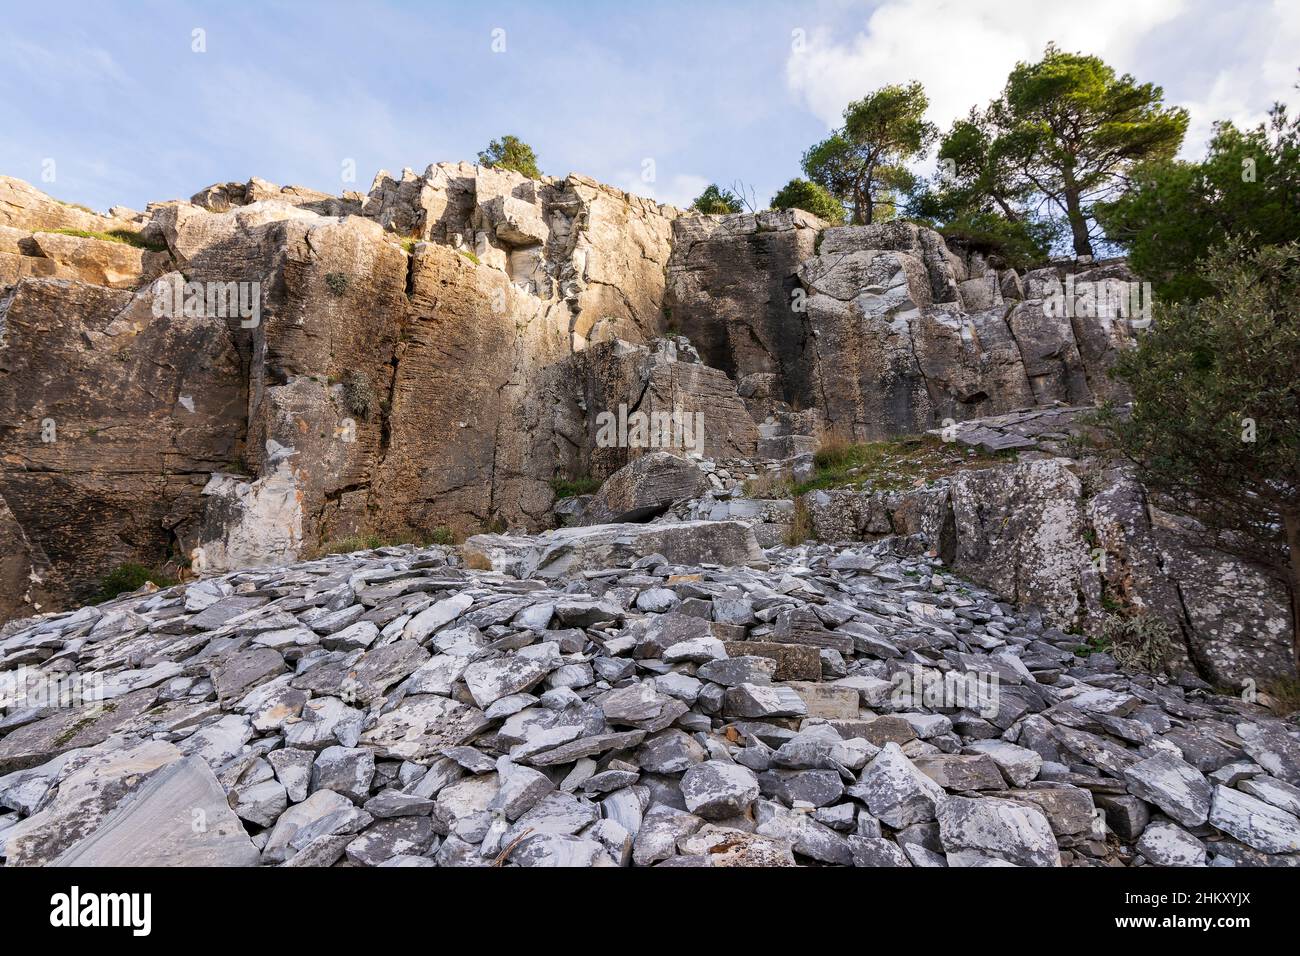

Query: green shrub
left=477, top=135, right=542, bottom=179
left=770, top=178, right=846, bottom=224
left=690, top=184, right=743, bottom=215
left=324, top=272, right=351, bottom=296
left=95, top=563, right=176, bottom=602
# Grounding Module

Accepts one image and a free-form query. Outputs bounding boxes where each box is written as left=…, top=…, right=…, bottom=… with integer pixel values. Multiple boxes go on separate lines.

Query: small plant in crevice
left=54, top=197, right=97, bottom=214
left=1100, top=612, right=1175, bottom=674
left=324, top=272, right=351, bottom=296
left=1260, top=678, right=1300, bottom=717
left=551, top=476, right=601, bottom=499
left=1073, top=633, right=1110, bottom=655
left=784, top=496, right=814, bottom=546
left=51, top=227, right=167, bottom=252
left=340, top=370, right=375, bottom=419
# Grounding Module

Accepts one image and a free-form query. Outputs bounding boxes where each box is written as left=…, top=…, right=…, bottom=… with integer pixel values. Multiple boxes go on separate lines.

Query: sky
left=2, top=0, right=1297, bottom=214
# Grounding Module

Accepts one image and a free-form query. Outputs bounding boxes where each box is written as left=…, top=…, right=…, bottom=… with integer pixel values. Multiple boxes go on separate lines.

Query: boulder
left=580, top=453, right=707, bottom=524
left=937, top=795, right=1060, bottom=867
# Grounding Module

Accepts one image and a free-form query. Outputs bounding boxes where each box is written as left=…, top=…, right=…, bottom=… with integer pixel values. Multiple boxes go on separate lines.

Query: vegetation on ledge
left=50, top=227, right=167, bottom=252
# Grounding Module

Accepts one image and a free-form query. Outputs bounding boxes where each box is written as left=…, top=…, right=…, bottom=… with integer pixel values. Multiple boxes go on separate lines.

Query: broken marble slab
left=53, top=755, right=259, bottom=866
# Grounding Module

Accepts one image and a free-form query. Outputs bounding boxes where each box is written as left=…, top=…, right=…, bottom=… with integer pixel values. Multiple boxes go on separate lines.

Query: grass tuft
left=783, top=497, right=813, bottom=546
left=49, top=227, right=167, bottom=252
left=551, top=476, right=602, bottom=499
left=792, top=433, right=1018, bottom=496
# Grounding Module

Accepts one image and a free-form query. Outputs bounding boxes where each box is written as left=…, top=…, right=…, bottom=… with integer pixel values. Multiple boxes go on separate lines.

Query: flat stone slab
left=937, top=795, right=1060, bottom=867
left=53, top=755, right=259, bottom=866
left=464, top=520, right=764, bottom=579
left=360, top=696, right=490, bottom=762
left=4, top=739, right=184, bottom=865
left=1122, top=751, right=1212, bottom=827
left=0, top=687, right=159, bottom=774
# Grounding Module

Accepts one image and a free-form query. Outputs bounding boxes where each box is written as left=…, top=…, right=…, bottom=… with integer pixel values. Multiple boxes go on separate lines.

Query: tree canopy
left=1095, top=103, right=1300, bottom=301
left=802, top=81, right=936, bottom=225
left=909, top=46, right=1187, bottom=259
left=985, top=45, right=1188, bottom=256
left=477, top=135, right=542, bottom=179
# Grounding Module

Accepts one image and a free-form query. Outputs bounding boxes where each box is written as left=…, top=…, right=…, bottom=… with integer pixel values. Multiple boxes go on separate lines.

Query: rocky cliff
left=0, top=167, right=1141, bottom=624
left=1, top=165, right=1296, bottom=869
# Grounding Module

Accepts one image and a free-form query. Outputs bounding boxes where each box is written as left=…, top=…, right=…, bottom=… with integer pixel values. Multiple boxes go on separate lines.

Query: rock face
left=797, top=406, right=1293, bottom=685
left=0, top=169, right=686, bottom=621
left=3, top=527, right=1296, bottom=868
left=665, top=210, right=823, bottom=412
left=664, top=218, right=1139, bottom=441
left=0, top=166, right=1150, bottom=626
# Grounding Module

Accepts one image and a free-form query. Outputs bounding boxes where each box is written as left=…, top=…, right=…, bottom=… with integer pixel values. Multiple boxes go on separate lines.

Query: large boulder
left=580, top=452, right=707, bottom=524
left=948, top=458, right=1095, bottom=629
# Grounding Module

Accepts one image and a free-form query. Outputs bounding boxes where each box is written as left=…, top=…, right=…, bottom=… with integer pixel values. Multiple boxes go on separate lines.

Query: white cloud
left=785, top=0, right=1187, bottom=132
left=1174, top=0, right=1300, bottom=157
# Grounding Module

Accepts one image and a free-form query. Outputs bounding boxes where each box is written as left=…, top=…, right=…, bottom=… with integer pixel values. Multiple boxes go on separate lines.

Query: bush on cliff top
left=477, top=135, right=542, bottom=179
left=770, top=178, right=845, bottom=225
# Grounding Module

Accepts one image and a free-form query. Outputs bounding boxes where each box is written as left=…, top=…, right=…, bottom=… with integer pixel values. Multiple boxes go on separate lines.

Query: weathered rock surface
left=52, top=755, right=259, bottom=865
left=794, top=405, right=1292, bottom=684
left=665, top=217, right=1138, bottom=441
left=579, top=453, right=707, bottom=525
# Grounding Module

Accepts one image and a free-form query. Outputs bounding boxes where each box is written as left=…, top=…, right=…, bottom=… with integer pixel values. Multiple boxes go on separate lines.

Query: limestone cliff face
left=0, top=168, right=1142, bottom=623
left=664, top=214, right=1137, bottom=441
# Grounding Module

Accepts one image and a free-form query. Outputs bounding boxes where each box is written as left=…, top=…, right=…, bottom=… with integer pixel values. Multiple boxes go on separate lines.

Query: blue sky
left=3, top=0, right=1296, bottom=213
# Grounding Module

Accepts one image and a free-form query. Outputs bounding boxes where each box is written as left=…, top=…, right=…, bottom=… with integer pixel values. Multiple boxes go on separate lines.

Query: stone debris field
left=2, top=520, right=1298, bottom=868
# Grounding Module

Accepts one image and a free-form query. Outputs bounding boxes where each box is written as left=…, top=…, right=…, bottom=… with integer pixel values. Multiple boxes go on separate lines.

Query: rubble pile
left=2, top=525, right=1297, bottom=867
